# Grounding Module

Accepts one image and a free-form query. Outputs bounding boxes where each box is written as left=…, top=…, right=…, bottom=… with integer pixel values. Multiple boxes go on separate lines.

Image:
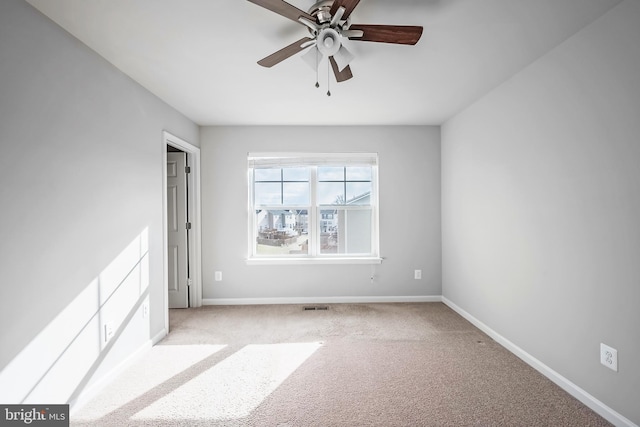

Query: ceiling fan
left=247, top=0, right=423, bottom=94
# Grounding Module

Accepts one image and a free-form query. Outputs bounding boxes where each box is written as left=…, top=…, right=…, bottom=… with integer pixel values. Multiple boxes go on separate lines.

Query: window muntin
left=249, top=154, right=379, bottom=261
left=254, top=167, right=310, bottom=206
left=317, top=166, right=372, bottom=205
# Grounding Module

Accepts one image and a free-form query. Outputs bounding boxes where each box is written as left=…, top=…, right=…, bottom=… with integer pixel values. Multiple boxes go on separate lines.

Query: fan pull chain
left=326, top=60, right=331, bottom=96
left=315, top=47, right=319, bottom=88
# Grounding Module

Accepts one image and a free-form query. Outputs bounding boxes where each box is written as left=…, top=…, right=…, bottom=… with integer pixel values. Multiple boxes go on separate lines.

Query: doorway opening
left=162, top=131, right=202, bottom=335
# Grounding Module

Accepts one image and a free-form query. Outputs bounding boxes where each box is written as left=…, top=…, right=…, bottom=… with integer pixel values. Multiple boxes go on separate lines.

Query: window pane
left=318, top=166, right=344, bottom=181
left=319, top=209, right=372, bottom=254
left=249, top=154, right=378, bottom=260
left=283, top=182, right=309, bottom=205
left=256, top=209, right=309, bottom=255
left=255, top=168, right=281, bottom=181
left=282, top=167, right=309, bottom=181
left=346, top=182, right=372, bottom=205
left=318, top=182, right=344, bottom=205
left=254, top=183, right=281, bottom=205
left=346, top=167, right=371, bottom=181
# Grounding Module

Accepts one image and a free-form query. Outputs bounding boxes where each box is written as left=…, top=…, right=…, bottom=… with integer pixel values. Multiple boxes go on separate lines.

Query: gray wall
left=0, top=0, right=198, bottom=405
left=201, top=126, right=440, bottom=302
left=442, top=1, right=640, bottom=424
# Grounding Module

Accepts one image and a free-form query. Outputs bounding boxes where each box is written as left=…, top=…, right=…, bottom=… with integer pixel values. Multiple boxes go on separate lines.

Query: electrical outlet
left=414, top=270, right=422, bottom=280
left=600, top=343, right=618, bottom=372
left=104, top=322, right=114, bottom=343
left=215, top=271, right=222, bottom=281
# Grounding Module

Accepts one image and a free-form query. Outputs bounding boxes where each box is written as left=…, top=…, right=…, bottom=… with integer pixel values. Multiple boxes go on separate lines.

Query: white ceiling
left=26, top=0, right=621, bottom=126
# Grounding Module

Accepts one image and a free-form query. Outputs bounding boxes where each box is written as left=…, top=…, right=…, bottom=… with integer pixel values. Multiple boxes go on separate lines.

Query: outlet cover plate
left=600, top=343, right=618, bottom=372
left=104, top=322, right=114, bottom=343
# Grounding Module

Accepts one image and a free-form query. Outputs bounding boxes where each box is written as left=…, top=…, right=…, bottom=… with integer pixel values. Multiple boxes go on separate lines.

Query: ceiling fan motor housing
left=309, top=0, right=334, bottom=25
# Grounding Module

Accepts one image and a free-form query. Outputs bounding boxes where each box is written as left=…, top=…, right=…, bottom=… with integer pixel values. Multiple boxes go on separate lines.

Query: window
left=248, top=153, right=380, bottom=263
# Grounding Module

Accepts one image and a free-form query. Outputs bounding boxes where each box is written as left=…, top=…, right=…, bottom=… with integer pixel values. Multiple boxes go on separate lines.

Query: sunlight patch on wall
left=0, top=228, right=149, bottom=404
left=0, top=277, right=102, bottom=404
left=130, top=342, right=322, bottom=421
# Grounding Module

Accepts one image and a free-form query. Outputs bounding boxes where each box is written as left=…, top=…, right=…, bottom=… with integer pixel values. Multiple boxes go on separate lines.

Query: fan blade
left=348, top=24, right=423, bottom=45
left=333, top=45, right=354, bottom=72
left=258, top=37, right=315, bottom=68
left=301, top=45, right=322, bottom=70
left=330, top=0, right=361, bottom=21
left=247, top=0, right=315, bottom=25
left=330, top=56, right=353, bottom=82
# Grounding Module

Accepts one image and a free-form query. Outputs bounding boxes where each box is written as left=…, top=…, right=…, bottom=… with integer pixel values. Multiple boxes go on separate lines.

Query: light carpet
left=71, top=303, right=612, bottom=426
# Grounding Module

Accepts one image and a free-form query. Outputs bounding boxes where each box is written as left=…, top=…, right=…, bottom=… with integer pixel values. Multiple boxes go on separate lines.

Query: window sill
left=246, top=257, right=383, bottom=266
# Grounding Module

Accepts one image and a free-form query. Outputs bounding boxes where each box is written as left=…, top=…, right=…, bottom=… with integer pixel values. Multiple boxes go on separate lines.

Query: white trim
left=246, top=257, right=383, bottom=265
left=203, top=296, right=442, bottom=306
left=151, top=328, right=167, bottom=345
left=162, top=131, right=203, bottom=334
left=248, top=152, right=378, bottom=167
left=371, top=162, right=380, bottom=257
left=441, top=297, right=638, bottom=427
left=69, top=339, right=152, bottom=414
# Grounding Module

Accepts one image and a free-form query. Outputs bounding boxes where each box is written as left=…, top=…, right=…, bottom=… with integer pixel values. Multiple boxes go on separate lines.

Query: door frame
left=162, top=131, right=203, bottom=333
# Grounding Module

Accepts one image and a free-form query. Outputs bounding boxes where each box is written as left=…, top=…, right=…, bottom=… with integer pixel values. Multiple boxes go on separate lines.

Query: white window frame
left=247, top=153, right=381, bottom=265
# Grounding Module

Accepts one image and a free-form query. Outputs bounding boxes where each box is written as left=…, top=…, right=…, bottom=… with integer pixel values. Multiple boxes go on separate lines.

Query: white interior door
left=167, top=152, right=189, bottom=308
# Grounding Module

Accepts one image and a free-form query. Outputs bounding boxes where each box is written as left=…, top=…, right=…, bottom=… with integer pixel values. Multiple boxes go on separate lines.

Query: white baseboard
left=203, top=295, right=442, bottom=306
left=152, top=328, right=167, bottom=345
left=69, top=339, right=153, bottom=415
left=441, top=297, right=637, bottom=427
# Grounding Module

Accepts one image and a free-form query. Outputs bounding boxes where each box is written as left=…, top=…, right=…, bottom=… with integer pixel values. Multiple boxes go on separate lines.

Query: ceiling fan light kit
left=247, top=0, right=423, bottom=95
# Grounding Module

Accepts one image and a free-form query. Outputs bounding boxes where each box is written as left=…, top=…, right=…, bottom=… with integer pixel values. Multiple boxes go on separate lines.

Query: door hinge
left=186, top=222, right=192, bottom=230
left=187, top=279, right=193, bottom=287
left=185, top=166, right=191, bottom=174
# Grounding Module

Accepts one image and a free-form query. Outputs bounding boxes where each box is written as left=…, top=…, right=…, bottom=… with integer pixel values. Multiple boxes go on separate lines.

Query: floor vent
left=303, top=306, right=329, bottom=311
